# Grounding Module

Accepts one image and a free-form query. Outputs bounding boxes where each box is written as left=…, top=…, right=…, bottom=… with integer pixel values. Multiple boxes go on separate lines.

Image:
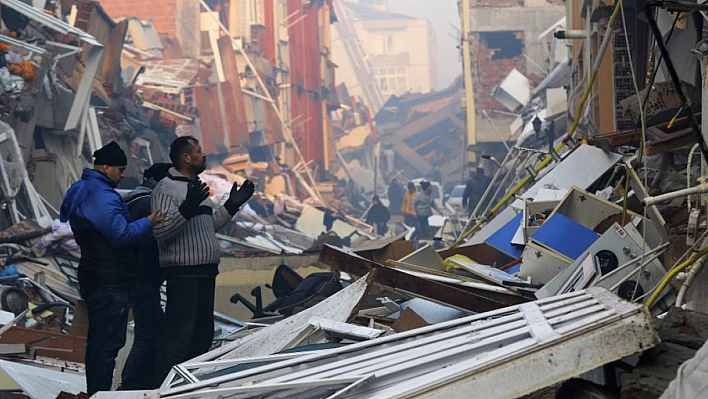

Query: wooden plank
left=391, top=307, right=430, bottom=333
left=0, top=326, right=85, bottom=363
left=319, top=246, right=528, bottom=313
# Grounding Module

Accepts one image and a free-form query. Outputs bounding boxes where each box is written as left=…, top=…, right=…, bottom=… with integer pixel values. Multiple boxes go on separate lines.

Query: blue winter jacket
left=60, top=168, right=152, bottom=285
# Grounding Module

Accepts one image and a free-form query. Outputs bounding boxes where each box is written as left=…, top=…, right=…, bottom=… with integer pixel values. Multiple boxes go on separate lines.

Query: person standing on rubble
left=387, top=178, right=403, bottom=216
left=59, top=141, right=163, bottom=395
left=119, top=162, right=172, bottom=390
left=365, top=195, right=391, bottom=236
left=151, top=136, right=255, bottom=385
left=462, top=167, right=492, bottom=218
left=401, top=182, right=417, bottom=227
left=412, top=181, right=441, bottom=242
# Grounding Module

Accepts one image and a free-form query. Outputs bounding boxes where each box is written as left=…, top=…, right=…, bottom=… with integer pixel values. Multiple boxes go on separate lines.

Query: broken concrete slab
left=321, top=245, right=527, bottom=313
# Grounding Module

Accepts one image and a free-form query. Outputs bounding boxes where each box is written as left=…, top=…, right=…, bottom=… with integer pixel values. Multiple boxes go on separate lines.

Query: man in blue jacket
left=60, top=141, right=163, bottom=395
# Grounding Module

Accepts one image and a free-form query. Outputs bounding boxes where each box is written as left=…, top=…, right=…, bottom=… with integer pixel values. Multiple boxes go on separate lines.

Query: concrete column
left=176, top=0, right=200, bottom=58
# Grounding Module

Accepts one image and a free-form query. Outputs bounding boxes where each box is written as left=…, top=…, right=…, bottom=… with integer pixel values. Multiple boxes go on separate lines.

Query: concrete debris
left=0, top=0, right=704, bottom=398
left=98, top=288, right=659, bottom=399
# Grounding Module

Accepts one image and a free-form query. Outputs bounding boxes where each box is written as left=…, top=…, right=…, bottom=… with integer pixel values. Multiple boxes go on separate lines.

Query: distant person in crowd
left=345, top=179, right=365, bottom=209
left=365, top=195, right=391, bottom=236
left=429, top=166, right=443, bottom=185
left=151, top=136, right=254, bottom=385
left=401, top=182, right=417, bottom=227
left=120, top=163, right=172, bottom=390
left=59, top=141, right=163, bottom=395
left=462, top=168, right=492, bottom=218
left=412, top=181, right=441, bottom=241
left=387, top=178, right=404, bottom=216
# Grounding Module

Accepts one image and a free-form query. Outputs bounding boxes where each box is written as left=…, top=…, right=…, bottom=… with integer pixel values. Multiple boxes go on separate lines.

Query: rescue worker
left=462, top=168, right=491, bottom=217
left=365, top=195, right=391, bottom=236
left=401, top=182, right=417, bottom=227
left=387, top=178, right=403, bottom=215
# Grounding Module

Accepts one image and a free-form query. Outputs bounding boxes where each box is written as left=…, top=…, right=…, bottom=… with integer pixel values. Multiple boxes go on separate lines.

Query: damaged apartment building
left=462, top=0, right=566, bottom=177
left=333, top=0, right=569, bottom=189
left=4, top=0, right=348, bottom=214
left=99, top=0, right=340, bottom=181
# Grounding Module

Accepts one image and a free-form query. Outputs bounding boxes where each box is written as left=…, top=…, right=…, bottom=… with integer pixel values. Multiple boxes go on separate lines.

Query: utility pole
left=461, top=0, right=476, bottom=181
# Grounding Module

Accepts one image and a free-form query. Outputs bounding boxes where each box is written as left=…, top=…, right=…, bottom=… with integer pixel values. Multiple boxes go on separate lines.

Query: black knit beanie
left=93, top=141, right=128, bottom=166
left=143, top=163, right=173, bottom=187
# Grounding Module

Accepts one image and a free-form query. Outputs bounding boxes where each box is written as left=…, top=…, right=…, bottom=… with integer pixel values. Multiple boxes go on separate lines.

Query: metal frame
left=136, top=288, right=658, bottom=399
left=2, top=0, right=104, bottom=132
left=0, top=122, right=52, bottom=225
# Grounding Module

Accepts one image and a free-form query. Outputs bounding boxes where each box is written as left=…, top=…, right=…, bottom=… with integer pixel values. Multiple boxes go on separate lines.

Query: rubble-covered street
left=0, top=0, right=707, bottom=398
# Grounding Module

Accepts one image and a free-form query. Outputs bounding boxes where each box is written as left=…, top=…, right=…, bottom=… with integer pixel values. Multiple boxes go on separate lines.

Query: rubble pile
left=0, top=0, right=706, bottom=398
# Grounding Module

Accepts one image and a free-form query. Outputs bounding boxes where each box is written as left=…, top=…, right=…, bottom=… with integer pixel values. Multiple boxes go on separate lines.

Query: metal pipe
left=676, top=251, right=708, bottom=306
left=554, top=30, right=589, bottom=40
left=643, top=183, right=708, bottom=206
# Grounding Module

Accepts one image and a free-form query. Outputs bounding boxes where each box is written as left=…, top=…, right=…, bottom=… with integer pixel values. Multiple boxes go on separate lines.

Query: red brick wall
left=470, top=32, right=527, bottom=111
left=96, top=0, right=176, bottom=35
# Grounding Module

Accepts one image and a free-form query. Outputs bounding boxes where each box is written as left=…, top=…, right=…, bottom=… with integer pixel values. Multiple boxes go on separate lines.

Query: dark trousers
left=153, top=276, right=215, bottom=386
left=121, top=278, right=163, bottom=390
left=79, top=284, right=130, bottom=395
left=412, top=215, right=431, bottom=241
left=376, top=222, right=388, bottom=236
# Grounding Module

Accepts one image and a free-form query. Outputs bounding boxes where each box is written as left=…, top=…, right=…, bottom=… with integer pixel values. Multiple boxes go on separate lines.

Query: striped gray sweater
left=151, top=168, right=232, bottom=269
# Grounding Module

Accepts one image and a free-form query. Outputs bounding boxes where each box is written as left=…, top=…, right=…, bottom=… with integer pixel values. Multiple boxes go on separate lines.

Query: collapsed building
left=1, top=0, right=708, bottom=398
left=462, top=0, right=566, bottom=177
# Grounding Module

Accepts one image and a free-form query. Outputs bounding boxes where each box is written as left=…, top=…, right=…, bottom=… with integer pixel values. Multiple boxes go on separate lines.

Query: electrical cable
left=646, top=245, right=708, bottom=308
left=618, top=1, right=651, bottom=302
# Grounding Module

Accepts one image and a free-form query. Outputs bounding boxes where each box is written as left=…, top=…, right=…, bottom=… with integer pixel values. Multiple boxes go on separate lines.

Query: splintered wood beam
left=319, top=245, right=527, bottom=314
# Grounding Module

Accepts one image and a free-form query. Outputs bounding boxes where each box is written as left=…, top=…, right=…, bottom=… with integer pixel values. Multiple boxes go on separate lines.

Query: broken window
left=480, top=31, right=523, bottom=60
left=379, top=77, right=388, bottom=91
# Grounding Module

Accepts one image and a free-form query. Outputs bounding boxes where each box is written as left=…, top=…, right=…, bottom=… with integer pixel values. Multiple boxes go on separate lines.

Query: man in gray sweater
left=411, top=181, right=441, bottom=242
left=151, top=136, right=254, bottom=384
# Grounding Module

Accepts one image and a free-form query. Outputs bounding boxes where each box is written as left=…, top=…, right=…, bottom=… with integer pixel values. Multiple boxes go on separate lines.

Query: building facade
left=333, top=0, right=437, bottom=100
left=97, top=0, right=338, bottom=169
left=459, top=0, right=565, bottom=173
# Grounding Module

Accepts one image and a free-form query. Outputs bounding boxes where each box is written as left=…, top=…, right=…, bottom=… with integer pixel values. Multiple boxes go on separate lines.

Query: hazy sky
left=387, top=0, right=462, bottom=90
